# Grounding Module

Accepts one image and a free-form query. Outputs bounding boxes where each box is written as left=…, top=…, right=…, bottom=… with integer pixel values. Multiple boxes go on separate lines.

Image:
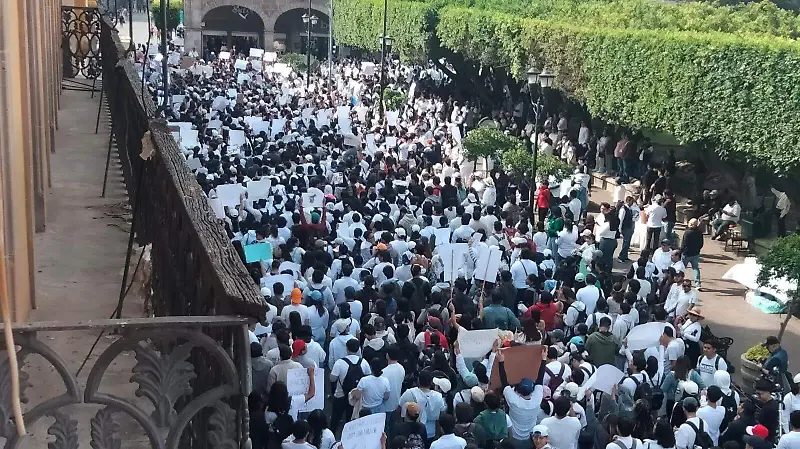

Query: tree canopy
left=758, top=233, right=800, bottom=339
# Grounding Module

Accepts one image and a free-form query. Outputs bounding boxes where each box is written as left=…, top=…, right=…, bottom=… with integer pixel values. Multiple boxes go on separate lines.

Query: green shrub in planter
left=743, top=344, right=770, bottom=363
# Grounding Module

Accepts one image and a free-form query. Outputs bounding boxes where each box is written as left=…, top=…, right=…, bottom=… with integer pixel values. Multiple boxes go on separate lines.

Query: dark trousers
left=538, top=207, right=548, bottom=225
left=330, top=395, right=353, bottom=433
left=646, top=227, right=661, bottom=251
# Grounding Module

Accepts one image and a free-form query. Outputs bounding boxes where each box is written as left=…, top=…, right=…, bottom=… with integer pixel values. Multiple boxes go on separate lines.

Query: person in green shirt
left=547, top=208, right=565, bottom=264
left=481, top=290, right=520, bottom=331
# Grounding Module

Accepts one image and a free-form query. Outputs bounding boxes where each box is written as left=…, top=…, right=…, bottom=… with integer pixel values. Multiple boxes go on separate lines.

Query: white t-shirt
left=330, top=355, right=371, bottom=398
left=540, top=416, right=582, bottom=449
left=543, top=362, right=572, bottom=390
left=606, top=436, right=643, bottom=449
left=645, top=205, right=667, bottom=228
left=429, top=434, right=467, bottom=449
left=665, top=339, right=685, bottom=372
left=281, top=304, right=311, bottom=324
left=675, top=416, right=709, bottom=449
left=282, top=440, right=316, bottom=449
left=357, top=375, right=390, bottom=409
left=697, top=404, right=725, bottom=446
left=381, top=362, right=406, bottom=413
left=696, top=355, right=727, bottom=388
left=504, top=385, right=544, bottom=440
left=777, top=431, right=800, bottom=449
left=576, top=285, right=601, bottom=314
left=399, top=387, right=446, bottom=437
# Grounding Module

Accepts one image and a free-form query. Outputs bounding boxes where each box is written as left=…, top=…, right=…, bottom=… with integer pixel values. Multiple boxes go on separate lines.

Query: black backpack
left=720, top=391, right=738, bottom=431
left=455, top=423, right=478, bottom=447
left=544, top=363, right=567, bottom=392
left=341, top=357, right=364, bottom=396
left=569, top=304, right=587, bottom=329
left=686, top=420, right=714, bottom=449
left=269, top=412, right=294, bottom=445
left=363, top=337, right=389, bottom=370
left=634, top=299, right=650, bottom=324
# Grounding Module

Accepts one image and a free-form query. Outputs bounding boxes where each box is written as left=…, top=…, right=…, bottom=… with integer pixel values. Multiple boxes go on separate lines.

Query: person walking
left=681, top=218, right=704, bottom=290
left=617, top=195, right=637, bottom=263
left=644, top=197, right=668, bottom=252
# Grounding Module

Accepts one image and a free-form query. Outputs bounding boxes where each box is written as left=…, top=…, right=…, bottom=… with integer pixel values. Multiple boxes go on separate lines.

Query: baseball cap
left=470, top=386, right=485, bottom=403
left=291, top=288, right=302, bottom=304
left=405, top=402, right=420, bottom=420
left=755, top=378, right=774, bottom=393
left=764, top=336, right=780, bottom=346
left=682, top=396, right=699, bottom=408
left=574, top=273, right=586, bottom=283
left=291, top=339, right=306, bottom=358
left=532, top=425, right=549, bottom=437
left=746, top=424, right=769, bottom=439
left=562, top=382, right=580, bottom=400
left=433, top=377, right=452, bottom=393
left=309, top=290, right=323, bottom=302
left=518, top=378, right=535, bottom=396
left=661, top=239, right=670, bottom=245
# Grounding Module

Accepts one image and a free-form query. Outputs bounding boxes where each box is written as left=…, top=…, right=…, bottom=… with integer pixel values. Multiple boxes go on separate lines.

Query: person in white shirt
left=781, top=376, right=800, bottom=434
left=399, top=371, right=447, bottom=438
left=670, top=250, right=686, bottom=274
left=645, top=198, right=668, bottom=251
left=329, top=339, right=370, bottom=430
left=381, top=346, right=406, bottom=414
left=567, top=191, right=582, bottom=222
left=613, top=302, right=637, bottom=342
left=675, top=397, right=710, bottom=449
left=605, top=417, right=642, bottom=449
left=556, top=223, right=579, bottom=261
left=696, top=341, right=728, bottom=388
left=661, top=327, right=685, bottom=372
left=281, top=419, right=319, bottom=449
left=698, top=386, right=726, bottom=446
left=651, top=240, right=672, bottom=279
left=498, top=349, right=545, bottom=445
left=620, top=355, right=652, bottom=397
left=511, top=250, right=539, bottom=290
left=332, top=265, right=360, bottom=305
left=429, top=414, right=467, bottom=449
left=711, top=199, right=742, bottom=240
left=671, top=280, right=699, bottom=319
left=778, top=410, right=800, bottom=449
left=540, top=396, right=582, bottom=449
left=452, top=214, right=475, bottom=243
left=585, top=300, right=613, bottom=333
left=680, top=307, right=704, bottom=362
left=354, top=358, right=391, bottom=412
left=576, top=274, right=602, bottom=314
left=543, top=347, right=572, bottom=390
left=644, top=419, right=677, bottom=449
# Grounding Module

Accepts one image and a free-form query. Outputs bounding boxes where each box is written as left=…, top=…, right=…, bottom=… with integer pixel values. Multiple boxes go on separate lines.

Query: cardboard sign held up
left=341, top=414, right=385, bottom=449
left=457, top=328, right=500, bottom=359
left=218, top=51, right=231, bottom=60
left=475, top=247, right=502, bottom=282
left=286, top=367, right=325, bottom=413
left=244, top=242, right=272, bottom=263
left=488, top=344, right=544, bottom=390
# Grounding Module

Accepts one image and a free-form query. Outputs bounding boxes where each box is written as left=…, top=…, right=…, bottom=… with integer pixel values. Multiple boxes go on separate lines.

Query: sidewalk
left=588, top=184, right=800, bottom=377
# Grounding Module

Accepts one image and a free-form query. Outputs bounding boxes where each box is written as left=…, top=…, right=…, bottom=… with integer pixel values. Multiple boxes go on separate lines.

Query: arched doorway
left=201, top=5, right=264, bottom=60
left=273, top=8, right=329, bottom=59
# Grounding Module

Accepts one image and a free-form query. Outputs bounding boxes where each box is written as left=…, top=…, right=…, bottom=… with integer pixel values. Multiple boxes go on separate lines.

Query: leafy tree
left=501, top=146, right=571, bottom=182
left=463, top=128, right=519, bottom=161
left=757, top=233, right=800, bottom=340
left=383, top=88, right=407, bottom=111
left=278, top=53, right=319, bottom=74
left=150, top=0, right=183, bottom=32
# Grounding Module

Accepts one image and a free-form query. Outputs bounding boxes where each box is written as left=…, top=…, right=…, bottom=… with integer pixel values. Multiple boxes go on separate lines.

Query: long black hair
left=307, top=409, right=328, bottom=449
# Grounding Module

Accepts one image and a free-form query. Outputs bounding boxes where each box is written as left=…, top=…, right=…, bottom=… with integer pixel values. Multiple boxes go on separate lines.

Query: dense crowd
left=143, top=45, right=800, bottom=449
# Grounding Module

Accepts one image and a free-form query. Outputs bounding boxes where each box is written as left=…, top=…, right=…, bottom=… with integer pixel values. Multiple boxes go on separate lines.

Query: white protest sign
left=361, top=62, right=375, bottom=76
left=251, top=119, right=269, bottom=135
left=226, top=88, right=238, bottom=99
left=237, top=73, right=251, bottom=84
left=246, top=179, right=272, bottom=200
left=356, top=106, right=368, bottom=122
left=167, top=52, right=180, bottom=65
left=337, top=222, right=350, bottom=239
left=180, top=129, right=199, bottom=149
left=475, top=247, right=502, bottom=282
left=337, top=106, right=351, bottom=122
left=208, top=119, right=222, bottom=130
left=185, top=157, right=203, bottom=171
left=147, top=44, right=159, bottom=56
left=215, top=184, right=246, bottom=208
left=434, top=227, right=451, bottom=247
left=250, top=48, right=265, bottom=59
left=450, top=124, right=463, bottom=145
left=386, top=110, right=399, bottom=127
left=365, top=134, right=377, bottom=154
left=263, top=274, right=295, bottom=298
left=626, top=322, right=674, bottom=351
left=171, top=131, right=181, bottom=144
left=341, top=413, right=385, bottom=449
left=218, top=51, right=231, bottom=60
left=212, top=96, right=228, bottom=111
left=234, top=59, right=248, bottom=70
left=440, top=243, right=469, bottom=282
left=316, top=109, right=330, bottom=126
left=171, top=94, right=186, bottom=105
left=302, top=187, right=325, bottom=210
left=264, top=52, right=278, bottom=62
left=207, top=197, right=225, bottom=219
left=286, top=367, right=325, bottom=413
left=457, top=328, right=500, bottom=359
left=252, top=60, right=262, bottom=71
left=386, top=136, right=398, bottom=149
left=270, top=118, right=286, bottom=137
left=229, top=130, right=246, bottom=148
left=338, top=118, right=352, bottom=134
left=278, top=261, right=301, bottom=277
left=343, top=133, right=360, bottom=148
left=584, top=364, right=625, bottom=395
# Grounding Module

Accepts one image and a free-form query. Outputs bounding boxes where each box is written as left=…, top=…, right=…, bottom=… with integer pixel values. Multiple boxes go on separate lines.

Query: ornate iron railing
left=61, top=6, right=102, bottom=79
left=0, top=316, right=252, bottom=449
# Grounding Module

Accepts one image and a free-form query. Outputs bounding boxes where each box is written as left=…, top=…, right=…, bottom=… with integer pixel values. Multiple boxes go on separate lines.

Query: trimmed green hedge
left=436, top=7, right=800, bottom=172
left=333, top=0, right=435, bottom=61
left=333, top=0, right=800, bottom=172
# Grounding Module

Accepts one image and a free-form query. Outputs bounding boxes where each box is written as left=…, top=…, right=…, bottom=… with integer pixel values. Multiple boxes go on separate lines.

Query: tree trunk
left=777, top=296, right=796, bottom=341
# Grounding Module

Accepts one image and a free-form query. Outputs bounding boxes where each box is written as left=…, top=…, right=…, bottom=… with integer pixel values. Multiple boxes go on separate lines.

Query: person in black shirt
left=756, top=378, right=780, bottom=443
left=440, top=176, right=458, bottom=209
left=720, top=399, right=758, bottom=447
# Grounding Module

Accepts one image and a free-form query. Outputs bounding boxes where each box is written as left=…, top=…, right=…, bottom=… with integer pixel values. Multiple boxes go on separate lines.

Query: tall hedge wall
left=333, top=0, right=800, bottom=173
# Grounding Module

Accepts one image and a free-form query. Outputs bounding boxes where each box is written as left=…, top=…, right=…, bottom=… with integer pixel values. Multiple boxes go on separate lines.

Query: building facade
left=182, top=0, right=330, bottom=57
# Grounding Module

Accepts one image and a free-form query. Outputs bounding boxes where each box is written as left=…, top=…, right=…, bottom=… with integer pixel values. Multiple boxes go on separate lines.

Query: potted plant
left=740, top=343, right=770, bottom=395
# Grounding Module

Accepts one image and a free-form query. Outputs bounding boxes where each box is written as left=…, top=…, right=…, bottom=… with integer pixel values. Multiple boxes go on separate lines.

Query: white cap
left=532, top=425, right=549, bottom=437
left=432, top=377, right=452, bottom=393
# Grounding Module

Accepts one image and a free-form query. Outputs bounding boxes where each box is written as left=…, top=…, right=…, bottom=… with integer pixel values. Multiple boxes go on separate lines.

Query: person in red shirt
left=524, top=291, right=560, bottom=331
left=535, top=181, right=552, bottom=224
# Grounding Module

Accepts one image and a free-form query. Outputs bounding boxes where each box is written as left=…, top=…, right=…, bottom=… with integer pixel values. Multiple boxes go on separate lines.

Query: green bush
left=150, top=0, right=183, bottom=32
left=743, top=343, right=770, bottom=362
left=383, top=88, right=407, bottom=111
left=462, top=128, right=519, bottom=161
left=501, top=146, right=572, bottom=182
left=278, top=53, right=319, bottom=74
left=436, top=6, right=800, bottom=173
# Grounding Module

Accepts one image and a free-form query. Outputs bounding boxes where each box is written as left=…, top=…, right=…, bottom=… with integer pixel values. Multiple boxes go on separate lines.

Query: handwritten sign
left=433, top=228, right=451, bottom=248
left=440, top=243, right=469, bottom=282
left=286, top=368, right=325, bottom=413
left=246, top=179, right=271, bottom=200
left=218, top=51, right=231, bottom=60
left=457, top=328, right=499, bottom=359
left=341, top=413, right=385, bottom=449
left=475, top=247, right=502, bottom=282
left=626, top=322, right=674, bottom=351
left=244, top=242, right=273, bottom=264
left=302, top=187, right=325, bottom=210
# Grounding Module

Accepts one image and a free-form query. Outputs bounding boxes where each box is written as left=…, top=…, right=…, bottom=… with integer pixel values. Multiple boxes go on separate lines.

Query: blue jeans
left=663, top=221, right=675, bottom=242
left=683, top=255, right=701, bottom=285
left=618, top=227, right=634, bottom=261
left=599, top=237, right=617, bottom=269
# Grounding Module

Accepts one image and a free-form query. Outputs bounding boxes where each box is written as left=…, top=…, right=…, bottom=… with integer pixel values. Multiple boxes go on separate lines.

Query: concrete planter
left=740, top=354, right=763, bottom=396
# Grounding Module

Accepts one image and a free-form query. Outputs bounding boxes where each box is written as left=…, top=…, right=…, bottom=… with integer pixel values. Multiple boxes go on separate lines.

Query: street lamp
left=302, top=6, right=318, bottom=88
left=377, top=0, right=392, bottom=119
left=527, top=64, right=555, bottom=216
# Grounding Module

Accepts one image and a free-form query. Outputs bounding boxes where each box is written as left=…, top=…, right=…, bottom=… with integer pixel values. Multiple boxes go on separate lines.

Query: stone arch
left=265, top=0, right=329, bottom=33
left=199, top=0, right=271, bottom=33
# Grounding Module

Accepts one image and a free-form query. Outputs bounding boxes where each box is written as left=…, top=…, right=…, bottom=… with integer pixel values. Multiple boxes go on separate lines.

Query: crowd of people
left=142, top=42, right=800, bottom=449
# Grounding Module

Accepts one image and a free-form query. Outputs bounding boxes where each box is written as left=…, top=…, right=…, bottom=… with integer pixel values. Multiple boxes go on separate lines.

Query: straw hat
left=687, top=307, right=705, bottom=319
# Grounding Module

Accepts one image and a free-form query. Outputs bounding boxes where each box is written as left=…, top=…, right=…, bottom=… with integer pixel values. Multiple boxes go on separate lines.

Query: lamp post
left=526, top=65, right=555, bottom=187
left=301, top=6, right=318, bottom=89
left=377, top=0, right=392, bottom=119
